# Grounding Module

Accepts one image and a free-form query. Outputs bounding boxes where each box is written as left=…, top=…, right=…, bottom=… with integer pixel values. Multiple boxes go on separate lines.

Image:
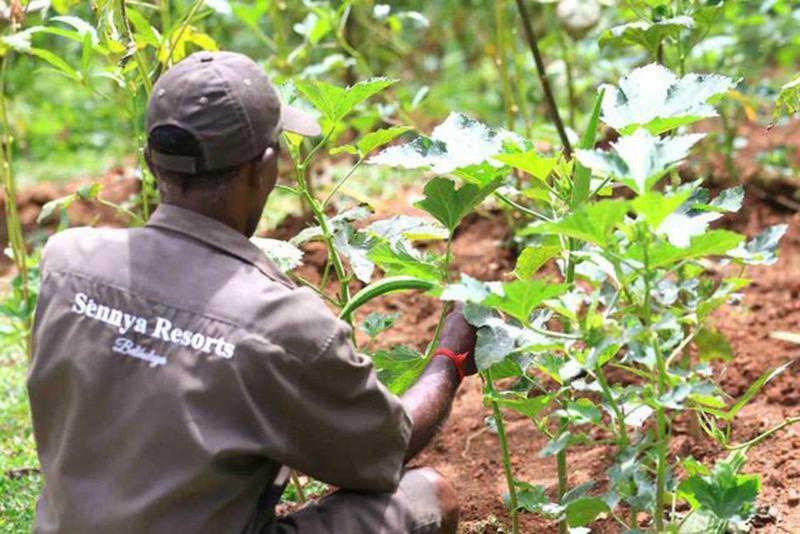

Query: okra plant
left=364, top=62, right=792, bottom=533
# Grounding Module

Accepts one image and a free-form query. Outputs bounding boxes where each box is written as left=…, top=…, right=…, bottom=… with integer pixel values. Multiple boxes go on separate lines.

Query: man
left=28, top=51, right=478, bottom=534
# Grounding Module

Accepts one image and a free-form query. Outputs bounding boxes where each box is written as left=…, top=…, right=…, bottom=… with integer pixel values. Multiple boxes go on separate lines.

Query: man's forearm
left=401, top=355, right=460, bottom=462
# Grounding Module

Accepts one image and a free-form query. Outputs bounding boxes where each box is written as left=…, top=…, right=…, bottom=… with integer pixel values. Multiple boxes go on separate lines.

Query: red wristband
left=433, top=348, right=469, bottom=382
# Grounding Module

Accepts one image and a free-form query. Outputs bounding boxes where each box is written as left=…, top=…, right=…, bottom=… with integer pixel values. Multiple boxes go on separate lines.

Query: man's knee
left=414, top=467, right=458, bottom=533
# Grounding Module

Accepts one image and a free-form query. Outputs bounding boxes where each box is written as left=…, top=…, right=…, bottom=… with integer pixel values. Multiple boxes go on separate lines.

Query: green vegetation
left=0, top=356, right=41, bottom=534
left=2, top=1, right=800, bottom=532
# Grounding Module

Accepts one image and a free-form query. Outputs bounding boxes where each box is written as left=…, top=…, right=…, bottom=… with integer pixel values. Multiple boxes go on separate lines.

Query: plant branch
left=486, top=370, right=520, bottom=534
left=513, top=0, right=573, bottom=157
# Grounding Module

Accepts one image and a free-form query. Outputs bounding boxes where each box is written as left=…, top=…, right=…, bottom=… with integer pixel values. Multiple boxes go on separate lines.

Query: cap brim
left=281, top=104, right=322, bottom=137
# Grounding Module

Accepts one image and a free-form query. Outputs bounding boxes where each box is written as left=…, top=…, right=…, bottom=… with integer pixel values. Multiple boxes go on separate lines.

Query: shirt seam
left=308, top=320, right=344, bottom=366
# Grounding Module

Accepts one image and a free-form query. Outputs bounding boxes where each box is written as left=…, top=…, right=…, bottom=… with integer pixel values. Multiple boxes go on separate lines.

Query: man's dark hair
left=147, top=126, right=258, bottom=190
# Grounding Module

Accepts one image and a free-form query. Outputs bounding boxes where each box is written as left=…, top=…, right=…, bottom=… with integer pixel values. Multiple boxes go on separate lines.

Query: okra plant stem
left=294, top=131, right=353, bottom=323
left=486, top=369, right=520, bottom=534
left=642, top=232, right=668, bottom=532
left=425, top=232, right=454, bottom=359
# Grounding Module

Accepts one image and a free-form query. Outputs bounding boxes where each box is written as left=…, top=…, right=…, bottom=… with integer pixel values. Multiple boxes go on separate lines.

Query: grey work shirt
left=28, top=204, right=412, bottom=534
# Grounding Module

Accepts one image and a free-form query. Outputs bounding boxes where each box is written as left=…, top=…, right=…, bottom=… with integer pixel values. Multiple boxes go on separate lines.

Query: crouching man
left=28, top=51, right=477, bottom=534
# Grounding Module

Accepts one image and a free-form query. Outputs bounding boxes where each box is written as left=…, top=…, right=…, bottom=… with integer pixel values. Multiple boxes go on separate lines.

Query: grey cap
left=146, top=51, right=320, bottom=174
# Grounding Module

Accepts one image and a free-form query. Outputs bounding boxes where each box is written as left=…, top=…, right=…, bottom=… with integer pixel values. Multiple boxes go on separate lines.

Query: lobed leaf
left=600, top=64, right=735, bottom=135
left=331, top=125, right=413, bottom=157
left=366, top=215, right=448, bottom=243
left=295, top=77, right=396, bottom=124
left=372, top=346, right=427, bottom=395
left=414, top=177, right=501, bottom=232
left=482, top=280, right=569, bottom=325
left=657, top=186, right=743, bottom=247
left=627, top=229, right=744, bottom=269
left=678, top=450, right=760, bottom=523
left=632, top=190, right=691, bottom=230
left=727, top=224, right=788, bottom=266
left=250, top=238, right=304, bottom=273
left=492, top=150, right=558, bottom=182
left=525, top=199, right=629, bottom=247
left=369, top=112, right=514, bottom=174
left=360, top=312, right=400, bottom=339
left=514, top=242, right=562, bottom=280
left=367, top=241, right=442, bottom=281
left=576, top=129, right=704, bottom=194
left=600, top=17, right=694, bottom=55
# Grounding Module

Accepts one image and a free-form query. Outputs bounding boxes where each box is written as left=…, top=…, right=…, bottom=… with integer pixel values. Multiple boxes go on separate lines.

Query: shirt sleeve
left=269, top=322, right=413, bottom=492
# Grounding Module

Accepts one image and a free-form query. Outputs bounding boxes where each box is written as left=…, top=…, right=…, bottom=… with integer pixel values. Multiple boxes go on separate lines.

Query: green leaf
left=464, top=304, right=557, bottom=372
left=728, top=224, right=787, bottom=266
left=632, top=190, right=691, bottom=229
left=29, top=48, right=80, bottom=81
left=231, top=0, right=269, bottom=30
left=80, top=32, right=93, bottom=80
left=332, top=224, right=375, bottom=283
left=576, top=129, right=704, bottom=193
left=52, top=0, right=82, bottom=14
left=641, top=230, right=744, bottom=269
left=600, top=17, right=693, bottom=56
left=50, top=15, right=99, bottom=45
left=366, top=215, right=448, bottom=243
left=719, top=362, right=792, bottom=421
left=559, top=398, right=602, bottom=425
left=249, top=238, right=304, bottom=273
left=369, top=112, right=512, bottom=174
left=774, top=73, right=800, bottom=122
left=37, top=194, right=76, bottom=224
left=75, top=183, right=102, bottom=200
left=540, top=431, right=572, bottom=458
left=367, top=241, right=442, bottom=281
left=453, top=162, right=509, bottom=188
left=600, top=64, right=734, bottom=135
left=414, top=177, right=500, bottom=232
left=657, top=186, right=742, bottom=247
left=360, top=312, right=400, bottom=339
left=514, top=243, right=561, bottom=279
left=331, top=126, right=413, bottom=157
left=293, top=12, right=332, bottom=44
left=372, top=346, right=427, bottom=395
left=126, top=8, right=160, bottom=49
left=492, top=150, right=558, bottom=182
left=294, top=77, right=397, bottom=124
left=525, top=200, right=629, bottom=247
left=492, top=393, right=553, bottom=420
left=440, top=275, right=495, bottom=304
left=565, top=497, right=610, bottom=527
left=678, top=450, right=760, bottom=522
left=0, top=26, right=43, bottom=54
left=572, top=89, right=605, bottom=208
left=694, top=328, right=734, bottom=362
left=511, top=482, right=550, bottom=513
left=482, top=280, right=569, bottom=325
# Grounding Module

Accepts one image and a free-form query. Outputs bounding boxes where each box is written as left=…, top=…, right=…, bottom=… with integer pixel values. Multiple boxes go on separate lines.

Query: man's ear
left=250, top=146, right=277, bottom=188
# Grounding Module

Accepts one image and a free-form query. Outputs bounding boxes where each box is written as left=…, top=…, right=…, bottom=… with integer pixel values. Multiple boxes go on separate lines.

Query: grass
left=0, top=353, right=40, bottom=534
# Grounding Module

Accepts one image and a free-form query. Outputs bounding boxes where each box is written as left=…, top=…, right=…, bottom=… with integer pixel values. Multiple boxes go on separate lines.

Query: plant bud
left=556, top=0, right=601, bottom=40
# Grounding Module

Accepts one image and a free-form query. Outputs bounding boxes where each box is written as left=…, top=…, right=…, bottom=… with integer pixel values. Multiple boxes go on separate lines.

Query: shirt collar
left=146, top=204, right=293, bottom=288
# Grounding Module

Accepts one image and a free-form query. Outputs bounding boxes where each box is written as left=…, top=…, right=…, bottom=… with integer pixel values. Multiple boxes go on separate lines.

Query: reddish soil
left=8, top=120, right=800, bottom=533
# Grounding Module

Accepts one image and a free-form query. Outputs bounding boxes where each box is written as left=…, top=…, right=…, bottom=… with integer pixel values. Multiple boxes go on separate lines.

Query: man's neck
left=161, top=199, right=247, bottom=237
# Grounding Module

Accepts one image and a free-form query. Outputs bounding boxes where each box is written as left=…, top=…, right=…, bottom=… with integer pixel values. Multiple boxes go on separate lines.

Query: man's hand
left=438, top=303, right=478, bottom=377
